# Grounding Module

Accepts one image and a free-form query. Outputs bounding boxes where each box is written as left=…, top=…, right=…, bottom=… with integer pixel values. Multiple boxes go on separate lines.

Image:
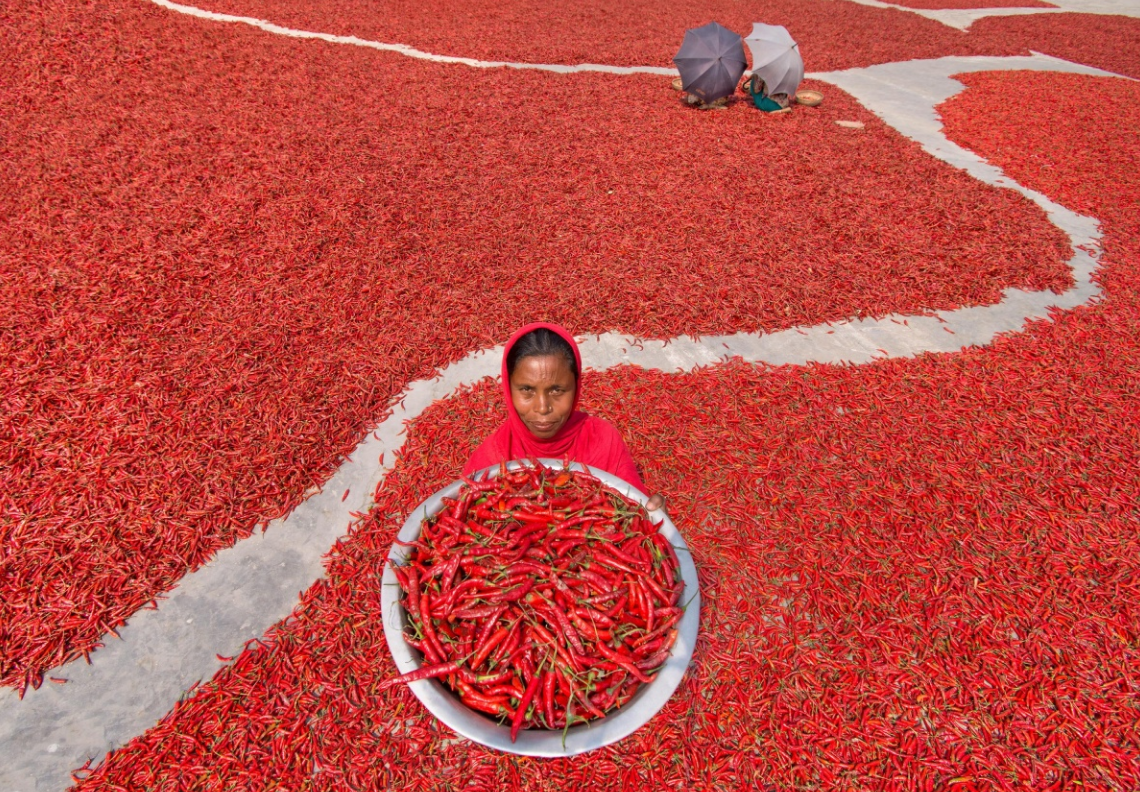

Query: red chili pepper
left=489, top=619, right=522, bottom=668
left=570, top=606, right=615, bottom=627
left=510, top=673, right=542, bottom=742
left=403, top=566, right=422, bottom=626
left=577, top=568, right=615, bottom=592
left=594, top=551, right=643, bottom=577
left=569, top=614, right=612, bottom=643
left=461, top=476, right=501, bottom=493
left=632, top=611, right=683, bottom=648
left=638, top=570, right=671, bottom=605
left=605, top=594, right=630, bottom=620
left=480, top=682, right=525, bottom=700
left=459, top=692, right=511, bottom=718
left=542, top=669, right=557, bottom=728
left=471, top=626, right=509, bottom=671
left=486, top=579, right=534, bottom=603
left=377, top=661, right=460, bottom=691
left=450, top=490, right=473, bottom=521
left=577, top=586, right=626, bottom=606
left=416, top=590, right=445, bottom=664
left=593, top=640, right=653, bottom=683
left=450, top=603, right=505, bottom=620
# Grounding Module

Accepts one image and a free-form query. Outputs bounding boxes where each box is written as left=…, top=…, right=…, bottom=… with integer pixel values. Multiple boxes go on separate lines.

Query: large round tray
left=380, top=459, right=701, bottom=757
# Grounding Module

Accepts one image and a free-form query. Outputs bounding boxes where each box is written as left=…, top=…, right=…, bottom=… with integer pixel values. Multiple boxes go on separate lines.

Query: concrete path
left=844, top=0, right=1140, bottom=31
left=0, top=4, right=1129, bottom=789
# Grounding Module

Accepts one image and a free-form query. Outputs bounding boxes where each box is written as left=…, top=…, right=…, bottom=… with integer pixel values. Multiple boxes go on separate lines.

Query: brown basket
left=671, top=77, right=684, bottom=91
left=795, top=89, right=824, bottom=107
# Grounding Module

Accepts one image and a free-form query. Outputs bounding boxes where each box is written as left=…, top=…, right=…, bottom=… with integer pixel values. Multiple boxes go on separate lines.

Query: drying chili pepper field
left=179, top=0, right=999, bottom=70
left=2, top=0, right=1140, bottom=788
left=884, top=0, right=1054, bottom=10
left=968, top=13, right=1140, bottom=81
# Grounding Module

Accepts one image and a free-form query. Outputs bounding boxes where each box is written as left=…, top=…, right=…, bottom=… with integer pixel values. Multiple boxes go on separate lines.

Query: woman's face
left=509, top=354, right=576, bottom=440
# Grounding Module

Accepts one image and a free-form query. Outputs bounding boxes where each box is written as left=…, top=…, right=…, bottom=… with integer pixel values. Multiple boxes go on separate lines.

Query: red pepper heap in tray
left=383, top=462, right=685, bottom=742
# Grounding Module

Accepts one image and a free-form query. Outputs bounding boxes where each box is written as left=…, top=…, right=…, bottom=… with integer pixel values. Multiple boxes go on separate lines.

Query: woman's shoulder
left=576, top=411, right=613, bottom=428
left=577, top=412, right=627, bottom=438
left=576, top=413, right=637, bottom=455
left=576, top=413, right=643, bottom=489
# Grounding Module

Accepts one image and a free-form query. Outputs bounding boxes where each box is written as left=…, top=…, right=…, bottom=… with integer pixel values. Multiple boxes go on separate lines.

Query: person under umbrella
left=744, top=22, right=805, bottom=112
left=673, top=22, right=747, bottom=107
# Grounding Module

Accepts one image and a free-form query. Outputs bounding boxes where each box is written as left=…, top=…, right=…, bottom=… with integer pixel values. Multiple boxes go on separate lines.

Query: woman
left=464, top=323, right=666, bottom=512
left=746, top=74, right=791, bottom=113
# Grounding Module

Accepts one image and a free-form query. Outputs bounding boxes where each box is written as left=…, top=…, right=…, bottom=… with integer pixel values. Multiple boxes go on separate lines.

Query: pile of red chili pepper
left=885, top=0, right=1052, bottom=10
left=193, top=0, right=1003, bottom=71
left=970, top=13, right=1140, bottom=81
left=386, top=464, right=684, bottom=741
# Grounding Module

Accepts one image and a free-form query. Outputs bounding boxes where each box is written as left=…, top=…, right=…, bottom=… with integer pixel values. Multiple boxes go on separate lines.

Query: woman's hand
left=645, top=493, right=667, bottom=513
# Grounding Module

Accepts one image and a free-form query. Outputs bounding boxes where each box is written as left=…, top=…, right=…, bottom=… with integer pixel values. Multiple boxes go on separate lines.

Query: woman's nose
left=537, top=394, right=553, bottom=414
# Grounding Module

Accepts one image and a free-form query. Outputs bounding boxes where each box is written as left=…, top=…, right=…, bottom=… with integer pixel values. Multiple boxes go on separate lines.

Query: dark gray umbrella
left=673, top=22, right=747, bottom=103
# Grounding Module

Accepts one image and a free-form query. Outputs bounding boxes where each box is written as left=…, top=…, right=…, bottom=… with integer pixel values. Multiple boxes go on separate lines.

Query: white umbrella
left=744, top=23, right=804, bottom=98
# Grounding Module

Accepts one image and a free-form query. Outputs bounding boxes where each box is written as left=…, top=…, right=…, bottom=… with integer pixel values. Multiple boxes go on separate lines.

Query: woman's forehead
left=511, top=354, right=575, bottom=382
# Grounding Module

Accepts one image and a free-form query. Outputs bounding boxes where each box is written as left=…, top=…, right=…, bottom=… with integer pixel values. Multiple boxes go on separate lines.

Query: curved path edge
left=148, top=0, right=679, bottom=75
left=0, top=9, right=1124, bottom=789
left=841, top=0, right=1140, bottom=32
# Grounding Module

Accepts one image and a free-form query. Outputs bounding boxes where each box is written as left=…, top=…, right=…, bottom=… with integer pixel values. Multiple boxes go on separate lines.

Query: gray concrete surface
left=0, top=6, right=1130, bottom=789
left=844, top=0, right=1140, bottom=31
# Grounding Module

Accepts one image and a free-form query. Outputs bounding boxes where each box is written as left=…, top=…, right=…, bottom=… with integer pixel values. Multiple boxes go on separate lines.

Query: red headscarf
left=463, top=323, right=646, bottom=491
